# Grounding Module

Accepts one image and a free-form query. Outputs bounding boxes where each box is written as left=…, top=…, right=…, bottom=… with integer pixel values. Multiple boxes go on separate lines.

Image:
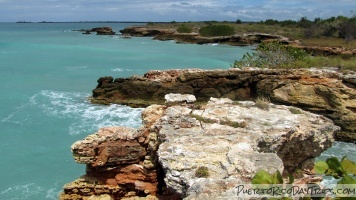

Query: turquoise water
left=0, top=23, right=354, bottom=200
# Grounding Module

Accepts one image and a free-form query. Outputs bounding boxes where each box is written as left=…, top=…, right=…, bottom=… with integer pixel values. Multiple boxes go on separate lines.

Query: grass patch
left=199, top=24, right=235, bottom=37
left=255, top=96, right=270, bottom=110
left=190, top=114, right=247, bottom=128
left=289, top=107, right=303, bottom=114
left=195, top=166, right=209, bottom=178
left=300, top=38, right=356, bottom=50
left=294, top=55, right=356, bottom=71
left=190, top=114, right=217, bottom=124
left=221, top=119, right=247, bottom=128
left=176, top=24, right=193, bottom=33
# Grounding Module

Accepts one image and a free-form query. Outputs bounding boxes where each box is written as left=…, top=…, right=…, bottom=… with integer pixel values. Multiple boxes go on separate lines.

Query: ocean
left=0, top=23, right=354, bottom=200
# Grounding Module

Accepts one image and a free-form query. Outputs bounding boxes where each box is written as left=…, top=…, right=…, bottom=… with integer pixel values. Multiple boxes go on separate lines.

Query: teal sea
left=0, top=23, right=354, bottom=200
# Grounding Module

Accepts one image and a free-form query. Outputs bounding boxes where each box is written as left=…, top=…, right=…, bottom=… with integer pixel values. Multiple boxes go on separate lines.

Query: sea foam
left=2, top=90, right=143, bottom=135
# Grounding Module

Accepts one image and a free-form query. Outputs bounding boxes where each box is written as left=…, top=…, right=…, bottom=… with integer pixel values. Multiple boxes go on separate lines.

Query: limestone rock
left=61, top=96, right=338, bottom=199
left=71, top=126, right=146, bottom=166
left=156, top=98, right=338, bottom=198
left=91, top=68, right=355, bottom=142
left=165, top=93, right=196, bottom=103
left=60, top=126, right=159, bottom=200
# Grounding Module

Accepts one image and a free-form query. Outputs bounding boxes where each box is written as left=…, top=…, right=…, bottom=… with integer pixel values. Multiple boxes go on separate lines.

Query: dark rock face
left=91, top=27, right=116, bottom=35
left=91, top=68, right=356, bottom=142
left=76, top=27, right=116, bottom=35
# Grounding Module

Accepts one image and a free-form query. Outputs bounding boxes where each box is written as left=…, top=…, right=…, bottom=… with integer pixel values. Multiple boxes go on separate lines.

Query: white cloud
left=0, top=0, right=354, bottom=22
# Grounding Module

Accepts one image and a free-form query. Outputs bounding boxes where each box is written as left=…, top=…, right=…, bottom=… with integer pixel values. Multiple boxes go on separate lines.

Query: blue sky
left=0, top=0, right=354, bottom=22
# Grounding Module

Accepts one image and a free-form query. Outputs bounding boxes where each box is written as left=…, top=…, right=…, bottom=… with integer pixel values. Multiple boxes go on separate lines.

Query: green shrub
left=231, top=41, right=307, bottom=69
left=195, top=166, right=209, bottom=178
left=176, top=24, right=193, bottom=33
left=190, top=114, right=247, bottom=128
left=252, top=156, right=356, bottom=199
left=289, top=107, right=303, bottom=114
left=199, top=24, right=235, bottom=37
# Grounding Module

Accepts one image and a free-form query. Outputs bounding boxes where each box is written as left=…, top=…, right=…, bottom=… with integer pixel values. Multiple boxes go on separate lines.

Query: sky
left=0, top=0, right=355, bottom=22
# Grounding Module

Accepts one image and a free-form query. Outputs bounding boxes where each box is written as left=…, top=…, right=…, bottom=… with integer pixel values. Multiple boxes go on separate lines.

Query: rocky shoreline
left=120, top=26, right=356, bottom=56
left=60, top=95, right=339, bottom=199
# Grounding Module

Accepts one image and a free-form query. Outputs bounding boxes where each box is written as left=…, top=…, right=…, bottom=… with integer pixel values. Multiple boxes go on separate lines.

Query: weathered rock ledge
left=60, top=96, right=339, bottom=199
left=91, top=68, right=356, bottom=142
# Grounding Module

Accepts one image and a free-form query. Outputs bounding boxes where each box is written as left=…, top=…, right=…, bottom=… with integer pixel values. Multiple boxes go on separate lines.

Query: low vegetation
left=176, top=24, right=193, bottom=33
left=252, top=156, right=356, bottom=199
left=147, top=15, right=355, bottom=71
left=232, top=41, right=356, bottom=71
left=289, top=107, right=303, bottom=114
left=190, top=114, right=247, bottom=128
left=255, top=96, right=270, bottom=111
left=147, top=15, right=355, bottom=45
left=195, top=166, right=209, bottom=178
left=199, top=24, right=235, bottom=37
left=232, top=42, right=308, bottom=69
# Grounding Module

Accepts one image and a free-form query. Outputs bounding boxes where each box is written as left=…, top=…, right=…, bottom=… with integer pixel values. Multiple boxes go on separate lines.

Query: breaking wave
left=2, top=90, right=143, bottom=135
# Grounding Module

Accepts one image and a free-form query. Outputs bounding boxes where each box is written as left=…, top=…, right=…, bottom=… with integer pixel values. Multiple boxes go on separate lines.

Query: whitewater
left=0, top=23, right=354, bottom=200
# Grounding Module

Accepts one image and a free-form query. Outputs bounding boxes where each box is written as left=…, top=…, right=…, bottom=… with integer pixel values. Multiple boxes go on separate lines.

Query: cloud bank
left=0, top=0, right=354, bottom=22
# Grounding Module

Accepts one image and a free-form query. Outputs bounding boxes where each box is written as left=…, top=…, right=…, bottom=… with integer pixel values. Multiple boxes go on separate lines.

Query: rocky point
left=60, top=94, right=339, bottom=199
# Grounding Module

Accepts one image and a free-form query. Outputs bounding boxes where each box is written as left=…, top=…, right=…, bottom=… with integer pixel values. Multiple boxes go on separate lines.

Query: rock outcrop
left=119, top=26, right=355, bottom=55
left=60, top=96, right=338, bottom=199
left=77, top=27, right=116, bottom=35
left=59, top=111, right=164, bottom=200
left=91, top=68, right=356, bottom=142
left=120, top=26, right=289, bottom=46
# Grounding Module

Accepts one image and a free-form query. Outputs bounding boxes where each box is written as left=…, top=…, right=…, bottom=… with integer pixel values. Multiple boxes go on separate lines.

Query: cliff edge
left=60, top=96, right=338, bottom=199
left=91, top=68, right=356, bottom=142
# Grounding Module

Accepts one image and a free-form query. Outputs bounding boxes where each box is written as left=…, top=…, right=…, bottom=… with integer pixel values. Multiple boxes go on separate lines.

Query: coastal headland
left=60, top=22, right=355, bottom=199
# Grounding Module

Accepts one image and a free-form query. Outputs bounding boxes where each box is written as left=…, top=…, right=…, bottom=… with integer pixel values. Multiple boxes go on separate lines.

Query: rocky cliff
left=60, top=95, right=339, bottom=199
left=91, top=68, right=356, bottom=142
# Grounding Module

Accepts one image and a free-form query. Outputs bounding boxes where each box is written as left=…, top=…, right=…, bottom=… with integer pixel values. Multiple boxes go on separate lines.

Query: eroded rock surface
left=61, top=97, right=338, bottom=199
left=60, top=126, right=160, bottom=200
left=155, top=98, right=337, bottom=199
left=91, top=68, right=356, bottom=142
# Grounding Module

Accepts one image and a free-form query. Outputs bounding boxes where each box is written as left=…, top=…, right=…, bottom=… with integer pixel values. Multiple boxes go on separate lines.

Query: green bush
left=231, top=41, right=307, bottom=69
left=195, top=166, right=209, bottom=178
left=252, top=156, right=356, bottom=199
left=199, top=24, right=235, bottom=37
left=176, top=24, right=193, bottom=33
left=289, top=107, right=303, bottom=114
